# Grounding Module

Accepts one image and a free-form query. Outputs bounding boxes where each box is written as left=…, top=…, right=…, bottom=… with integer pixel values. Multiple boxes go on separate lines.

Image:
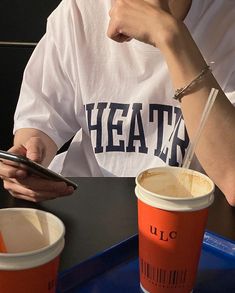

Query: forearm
left=107, top=0, right=235, bottom=204
left=13, top=128, right=58, bottom=167
left=160, top=21, right=235, bottom=205
left=160, top=21, right=222, bottom=139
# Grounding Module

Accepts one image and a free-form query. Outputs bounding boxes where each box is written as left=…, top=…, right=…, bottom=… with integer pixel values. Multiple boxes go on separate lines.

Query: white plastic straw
left=182, top=87, right=219, bottom=169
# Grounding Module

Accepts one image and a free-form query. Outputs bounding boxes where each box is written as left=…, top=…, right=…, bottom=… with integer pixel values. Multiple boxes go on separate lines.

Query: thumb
left=8, top=144, right=27, bottom=156
left=24, top=137, right=45, bottom=163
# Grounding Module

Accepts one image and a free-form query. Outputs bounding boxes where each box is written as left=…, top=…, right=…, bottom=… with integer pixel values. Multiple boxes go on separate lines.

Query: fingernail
left=67, top=186, right=74, bottom=194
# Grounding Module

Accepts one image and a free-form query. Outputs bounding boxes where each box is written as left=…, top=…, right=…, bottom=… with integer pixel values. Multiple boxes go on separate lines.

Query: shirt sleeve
left=13, top=20, right=80, bottom=149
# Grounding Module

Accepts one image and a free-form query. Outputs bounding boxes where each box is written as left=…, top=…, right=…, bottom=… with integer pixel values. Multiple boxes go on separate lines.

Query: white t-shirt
left=14, top=0, right=235, bottom=176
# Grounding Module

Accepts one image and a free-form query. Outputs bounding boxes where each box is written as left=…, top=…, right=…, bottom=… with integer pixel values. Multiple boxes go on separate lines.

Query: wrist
left=153, top=19, right=188, bottom=51
left=155, top=20, right=208, bottom=89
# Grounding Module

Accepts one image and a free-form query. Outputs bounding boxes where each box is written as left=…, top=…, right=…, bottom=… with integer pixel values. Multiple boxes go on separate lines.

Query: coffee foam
left=136, top=167, right=215, bottom=211
left=139, top=169, right=212, bottom=198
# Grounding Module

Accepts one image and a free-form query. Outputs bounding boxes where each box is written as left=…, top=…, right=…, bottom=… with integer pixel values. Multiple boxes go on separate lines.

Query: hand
left=107, top=0, right=177, bottom=49
left=0, top=137, right=74, bottom=202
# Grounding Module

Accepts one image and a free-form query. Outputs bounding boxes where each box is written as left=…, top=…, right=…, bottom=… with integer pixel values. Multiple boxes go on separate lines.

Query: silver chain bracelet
left=173, top=65, right=211, bottom=102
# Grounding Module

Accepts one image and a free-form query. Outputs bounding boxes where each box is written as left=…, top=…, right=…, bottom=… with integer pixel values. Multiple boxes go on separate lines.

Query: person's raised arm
left=160, top=21, right=235, bottom=207
left=107, top=0, right=235, bottom=206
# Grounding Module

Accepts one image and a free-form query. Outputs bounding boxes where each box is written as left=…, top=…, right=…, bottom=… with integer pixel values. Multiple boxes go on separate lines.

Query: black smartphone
left=0, top=150, right=78, bottom=189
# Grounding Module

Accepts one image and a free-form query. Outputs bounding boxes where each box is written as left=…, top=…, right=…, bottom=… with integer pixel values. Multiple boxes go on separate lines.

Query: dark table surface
left=1, top=177, right=235, bottom=272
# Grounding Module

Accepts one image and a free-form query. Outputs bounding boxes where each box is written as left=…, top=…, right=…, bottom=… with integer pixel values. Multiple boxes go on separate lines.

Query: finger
left=5, top=181, right=74, bottom=202
left=14, top=176, right=72, bottom=192
left=9, top=189, right=74, bottom=202
left=8, top=144, right=27, bottom=156
left=0, top=161, right=28, bottom=179
left=109, top=31, right=132, bottom=42
left=107, top=18, right=131, bottom=43
left=24, top=137, right=45, bottom=163
left=3, top=173, right=73, bottom=192
left=107, top=2, right=132, bottom=42
left=9, top=190, right=56, bottom=202
left=8, top=191, right=41, bottom=202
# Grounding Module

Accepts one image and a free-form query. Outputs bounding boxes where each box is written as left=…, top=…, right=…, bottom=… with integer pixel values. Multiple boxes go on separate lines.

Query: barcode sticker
left=140, top=258, right=187, bottom=288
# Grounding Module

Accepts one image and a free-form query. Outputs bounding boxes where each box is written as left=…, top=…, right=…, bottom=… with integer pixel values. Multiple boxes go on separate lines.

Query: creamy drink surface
left=139, top=169, right=212, bottom=198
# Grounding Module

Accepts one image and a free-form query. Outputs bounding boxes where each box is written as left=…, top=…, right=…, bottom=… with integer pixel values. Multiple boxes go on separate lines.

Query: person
left=1, top=0, right=235, bottom=204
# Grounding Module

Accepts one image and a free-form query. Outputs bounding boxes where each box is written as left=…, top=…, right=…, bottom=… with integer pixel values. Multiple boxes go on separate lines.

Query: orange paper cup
left=0, top=208, right=65, bottom=293
left=135, top=167, right=214, bottom=293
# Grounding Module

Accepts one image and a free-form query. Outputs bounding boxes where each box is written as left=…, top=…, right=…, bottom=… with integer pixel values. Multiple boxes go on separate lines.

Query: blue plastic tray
left=56, top=231, right=235, bottom=293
